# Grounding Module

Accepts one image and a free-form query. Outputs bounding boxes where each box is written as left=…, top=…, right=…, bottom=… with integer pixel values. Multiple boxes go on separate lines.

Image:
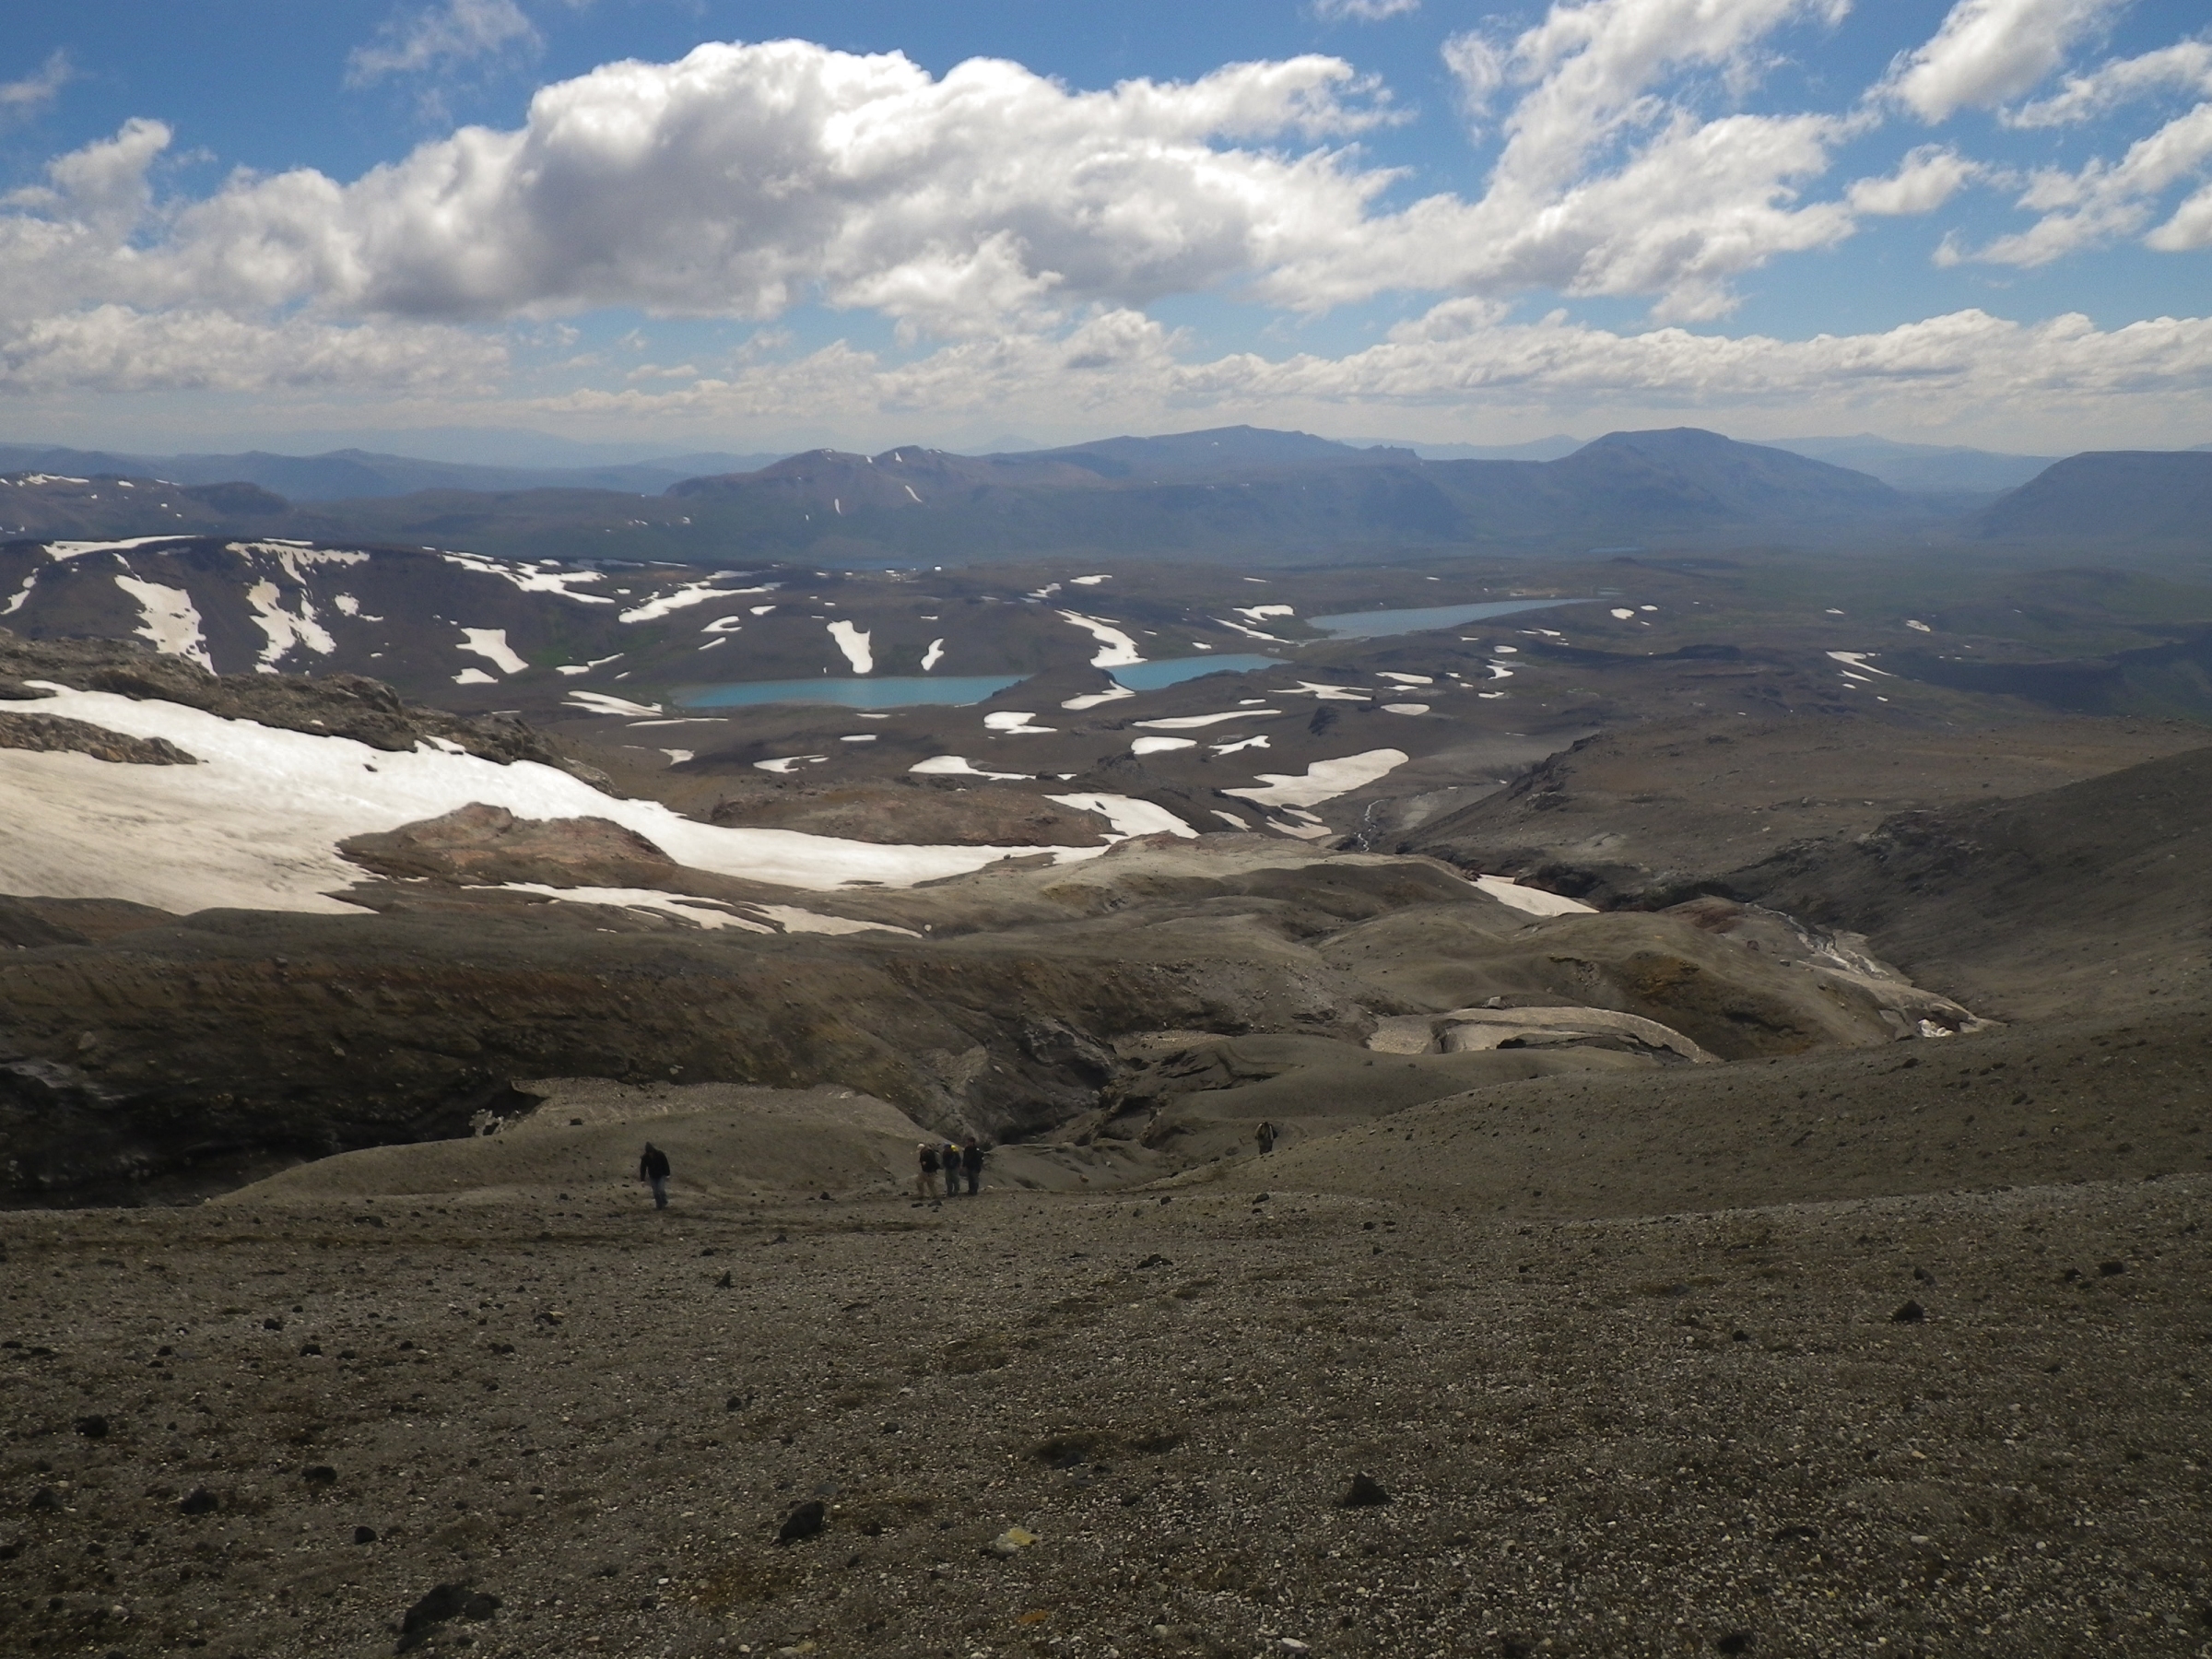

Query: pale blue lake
left=1308, top=597, right=1589, bottom=638
left=1112, top=653, right=1285, bottom=689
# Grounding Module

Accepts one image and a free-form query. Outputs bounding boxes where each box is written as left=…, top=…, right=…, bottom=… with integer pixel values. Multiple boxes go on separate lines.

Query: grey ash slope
left=1402, top=710, right=2212, bottom=1023
left=1734, top=742, right=2212, bottom=1021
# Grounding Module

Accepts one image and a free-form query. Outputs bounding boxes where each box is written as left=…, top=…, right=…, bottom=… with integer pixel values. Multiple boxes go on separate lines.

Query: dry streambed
left=2, top=1173, right=2207, bottom=1658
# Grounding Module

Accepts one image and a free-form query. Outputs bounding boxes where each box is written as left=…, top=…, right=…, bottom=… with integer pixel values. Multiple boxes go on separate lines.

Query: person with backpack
left=639, top=1142, right=672, bottom=1209
left=960, top=1139, right=984, bottom=1195
left=1254, top=1121, right=1277, bottom=1157
left=941, top=1141, right=963, bottom=1197
left=916, top=1142, right=939, bottom=1200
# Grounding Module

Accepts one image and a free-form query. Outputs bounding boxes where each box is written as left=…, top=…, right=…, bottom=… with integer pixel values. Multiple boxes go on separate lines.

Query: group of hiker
left=633, top=1135, right=989, bottom=1208
left=916, top=1138, right=985, bottom=1199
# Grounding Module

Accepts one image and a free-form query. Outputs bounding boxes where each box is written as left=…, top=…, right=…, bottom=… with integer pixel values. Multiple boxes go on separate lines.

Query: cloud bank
left=0, top=0, right=2207, bottom=444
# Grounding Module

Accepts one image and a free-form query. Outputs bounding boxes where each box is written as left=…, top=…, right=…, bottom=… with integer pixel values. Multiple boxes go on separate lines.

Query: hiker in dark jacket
left=941, top=1141, right=962, bottom=1198
left=916, top=1142, right=939, bottom=1200
left=960, top=1139, right=984, bottom=1195
left=1254, top=1121, right=1277, bottom=1157
left=640, top=1142, right=672, bottom=1209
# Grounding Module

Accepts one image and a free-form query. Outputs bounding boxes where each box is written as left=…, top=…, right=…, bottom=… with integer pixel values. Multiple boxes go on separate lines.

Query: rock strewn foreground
left=1, top=1172, right=2206, bottom=1658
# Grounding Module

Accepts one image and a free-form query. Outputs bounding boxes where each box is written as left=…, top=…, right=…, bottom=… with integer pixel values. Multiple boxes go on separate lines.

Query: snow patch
left=1234, top=604, right=1295, bottom=621
left=753, top=903, right=919, bottom=938
left=1060, top=684, right=1135, bottom=711
left=112, top=576, right=213, bottom=670
left=457, top=628, right=527, bottom=676
left=827, top=619, right=874, bottom=674
left=229, top=543, right=369, bottom=582
left=1044, top=794, right=1197, bottom=839
left=1134, top=710, right=1280, bottom=731
left=1222, top=748, right=1409, bottom=807
left=1068, top=573, right=1111, bottom=585
left=753, top=755, right=830, bottom=773
left=1376, top=672, right=1433, bottom=685
left=1058, top=610, right=1143, bottom=668
left=244, top=579, right=336, bottom=671
left=492, top=884, right=772, bottom=932
left=1288, top=681, right=1371, bottom=701
left=1211, top=735, right=1270, bottom=755
left=556, top=653, right=624, bottom=677
left=453, top=668, right=498, bottom=686
left=909, top=755, right=1029, bottom=781
left=565, top=690, right=664, bottom=717
left=1474, top=875, right=1596, bottom=917
left=1130, top=735, right=1196, bottom=755
left=440, top=551, right=615, bottom=605
left=982, top=711, right=1054, bottom=735
left=618, top=576, right=772, bottom=624
left=1381, top=703, right=1430, bottom=715
left=1826, top=651, right=1895, bottom=677
left=44, top=536, right=194, bottom=559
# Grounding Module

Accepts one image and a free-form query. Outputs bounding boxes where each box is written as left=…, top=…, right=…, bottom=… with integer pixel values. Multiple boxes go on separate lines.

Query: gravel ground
left=4, top=1171, right=2209, bottom=1658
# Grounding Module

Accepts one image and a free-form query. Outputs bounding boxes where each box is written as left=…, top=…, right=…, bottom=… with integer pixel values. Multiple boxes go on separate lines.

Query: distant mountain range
left=1761, top=434, right=2060, bottom=500
left=0, top=442, right=778, bottom=501
left=0, top=424, right=2202, bottom=564
left=1974, top=451, right=2212, bottom=544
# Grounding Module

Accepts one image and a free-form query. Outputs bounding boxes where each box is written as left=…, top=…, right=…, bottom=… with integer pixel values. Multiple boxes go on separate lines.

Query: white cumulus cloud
left=1313, top=0, right=1421, bottom=19
left=1847, top=145, right=1983, bottom=215
left=0, top=51, right=73, bottom=125
left=2008, top=36, right=2212, bottom=126
left=163, top=45, right=1395, bottom=334
left=1883, top=0, right=2125, bottom=123
left=347, top=0, right=542, bottom=84
left=1953, top=103, right=2212, bottom=265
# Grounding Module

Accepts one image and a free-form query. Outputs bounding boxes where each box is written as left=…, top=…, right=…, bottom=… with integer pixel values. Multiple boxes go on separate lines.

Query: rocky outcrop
left=342, top=804, right=677, bottom=887
left=708, top=780, right=1112, bottom=847
left=0, top=711, right=198, bottom=765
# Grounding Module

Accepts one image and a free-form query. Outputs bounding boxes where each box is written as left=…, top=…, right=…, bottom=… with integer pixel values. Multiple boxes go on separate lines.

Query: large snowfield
left=0, top=687, right=1125, bottom=915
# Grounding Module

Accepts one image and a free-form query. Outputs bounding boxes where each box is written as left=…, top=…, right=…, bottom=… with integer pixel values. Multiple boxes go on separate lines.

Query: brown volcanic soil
left=1410, top=714, right=2205, bottom=905
left=704, top=781, right=1113, bottom=848
left=2, top=1111, right=2206, bottom=1659
left=1734, top=744, right=2212, bottom=1024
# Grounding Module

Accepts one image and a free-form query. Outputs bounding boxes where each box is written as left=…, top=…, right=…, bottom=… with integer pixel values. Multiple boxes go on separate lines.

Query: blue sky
left=3, top=0, right=2208, bottom=456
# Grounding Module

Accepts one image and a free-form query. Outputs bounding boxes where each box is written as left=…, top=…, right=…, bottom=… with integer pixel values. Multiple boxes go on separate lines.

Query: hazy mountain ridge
left=0, top=442, right=778, bottom=502
left=1, top=424, right=2201, bottom=564
left=1973, top=450, right=2212, bottom=543
left=1764, top=433, right=2059, bottom=498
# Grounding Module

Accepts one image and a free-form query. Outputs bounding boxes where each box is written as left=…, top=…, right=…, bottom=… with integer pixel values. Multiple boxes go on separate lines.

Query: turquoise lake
left=1111, top=653, right=1285, bottom=688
